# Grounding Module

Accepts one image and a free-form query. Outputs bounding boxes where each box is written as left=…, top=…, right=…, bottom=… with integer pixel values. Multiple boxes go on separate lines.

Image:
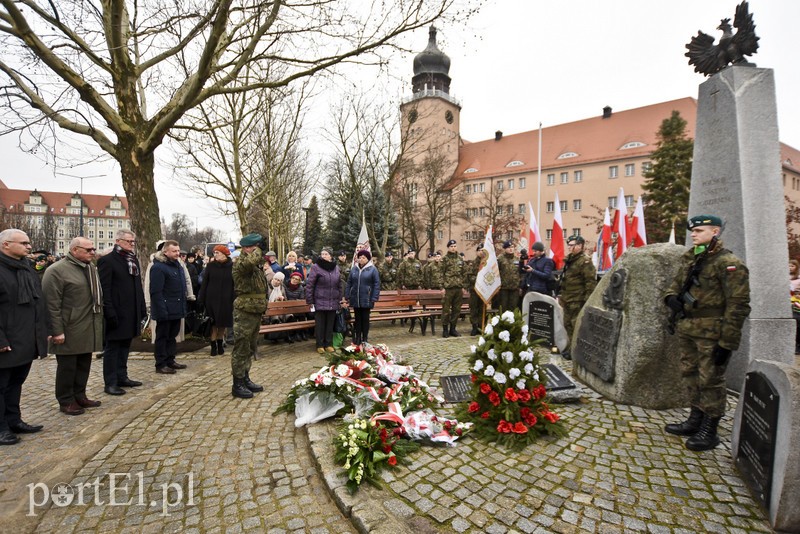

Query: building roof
left=445, top=97, right=699, bottom=189
left=782, top=143, right=800, bottom=174
left=0, top=185, right=129, bottom=217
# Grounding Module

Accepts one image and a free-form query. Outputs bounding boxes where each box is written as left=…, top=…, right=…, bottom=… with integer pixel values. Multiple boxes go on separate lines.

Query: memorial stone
left=528, top=300, right=554, bottom=346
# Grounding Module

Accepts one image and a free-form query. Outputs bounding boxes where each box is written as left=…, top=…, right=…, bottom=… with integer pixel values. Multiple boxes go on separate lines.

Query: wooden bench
left=258, top=300, right=315, bottom=335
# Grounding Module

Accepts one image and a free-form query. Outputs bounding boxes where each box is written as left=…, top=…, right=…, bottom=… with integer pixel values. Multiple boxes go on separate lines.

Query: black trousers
left=154, top=319, right=181, bottom=369
left=314, top=310, right=336, bottom=348
left=353, top=308, right=371, bottom=344
left=0, top=361, right=32, bottom=432
left=104, top=338, right=133, bottom=387
left=55, top=353, right=92, bottom=405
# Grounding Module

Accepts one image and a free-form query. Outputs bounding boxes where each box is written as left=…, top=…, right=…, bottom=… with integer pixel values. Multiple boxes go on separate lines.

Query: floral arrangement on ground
left=275, top=342, right=473, bottom=492
left=455, top=309, right=567, bottom=449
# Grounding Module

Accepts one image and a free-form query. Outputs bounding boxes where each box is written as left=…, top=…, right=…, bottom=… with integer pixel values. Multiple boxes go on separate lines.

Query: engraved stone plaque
left=528, top=300, right=554, bottom=346
left=573, top=307, right=621, bottom=382
left=440, top=375, right=472, bottom=403
left=542, top=363, right=577, bottom=391
left=736, top=371, right=780, bottom=508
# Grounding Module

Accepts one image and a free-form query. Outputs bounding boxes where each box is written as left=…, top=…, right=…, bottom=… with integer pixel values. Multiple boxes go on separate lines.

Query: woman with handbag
left=345, top=249, right=381, bottom=346
left=306, top=248, right=343, bottom=354
left=197, top=245, right=234, bottom=356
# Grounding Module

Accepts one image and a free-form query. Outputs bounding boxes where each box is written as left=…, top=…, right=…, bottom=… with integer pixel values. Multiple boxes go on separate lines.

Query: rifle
left=667, top=235, right=718, bottom=334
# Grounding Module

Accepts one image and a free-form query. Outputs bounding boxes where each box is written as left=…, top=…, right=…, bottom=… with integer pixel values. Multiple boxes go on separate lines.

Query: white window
left=572, top=229, right=582, bottom=237
left=519, top=178, right=526, bottom=189
left=608, top=196, right=618, bottom=209
left=573, top=199, right=582, bottom=211
left=58, top=217, right=64, bottom=226
left=625, top=163, right=635, bottom=177
left=99, top=231, right=104, bottom=239
left=464, top=168, right=478, bottom=174
left=465, top=184, right=472, bottom=194
left=88, top=230, right=94, bottom=239
left=98, top=243, right=105, bottom=251
left=518, top=204, right=525, bottom=215
left=642, top=161, right=653, bottom=174
left=620, top=141, right=646, bottom=150
left=508, top=179, right=514, bottom=190
left=497, top=181, right=504, bottom=191
left=626, top=195, right=635, bottom=207
left=609, top=166, right=618, bottom=178
left=506, top=205, right=513, bottom=215
left=479, top=207, right=486, bottom=216
left=546, top=229, right=553, bottom=240
left=560, top=200, right=568, bottom=212
left=71, top=198, right=81, bottom=207
left=118, top=220, right=124, bottom=228
left=88, top=218, right=94, bottom=226
left=557, top=152, right=578, bottom=159
left=547, top=174, right=555, bottom=186
left=98, top=219, right=104, bottom=227
left=58, top=228, right=64, bottom=238
left=437, top=230, right=443, bottom=239
left=560, top=172, right=568, bottom=184
left=546, top=202, right=555, bottom=213
left=479, top=183, right=485, bottom=193
left=574, top=170, right=583, bottom=183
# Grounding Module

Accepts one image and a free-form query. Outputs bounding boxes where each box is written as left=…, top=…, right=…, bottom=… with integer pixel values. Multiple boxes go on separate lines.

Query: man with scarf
left=42, top=236, right=104, bottom=416
left=97, top=230, right=147, bottom=396
left=0, top=230, right=48, bottom=444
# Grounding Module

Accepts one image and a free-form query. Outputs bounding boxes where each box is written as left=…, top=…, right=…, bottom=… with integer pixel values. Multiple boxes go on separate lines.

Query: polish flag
left=550, top=192, right=565, bottom=269
left=599, top=207, right=614, bottom=270
left=613, top=187, right=627, bottom=258
left=519, top=202, right=541, bottom=257
left=630, top=196, right=647, bottom=247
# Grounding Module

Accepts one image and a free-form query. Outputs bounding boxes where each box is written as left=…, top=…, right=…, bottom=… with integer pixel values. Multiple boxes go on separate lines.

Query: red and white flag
left=598, top=207, right=614, bottom=270
left=630, top=196, right=647, bottom=247
left=550, top=192, right=565, bottom=269
left=613, top=187, right=628, bottom=258
left=519, top=202, right=541, bottom=257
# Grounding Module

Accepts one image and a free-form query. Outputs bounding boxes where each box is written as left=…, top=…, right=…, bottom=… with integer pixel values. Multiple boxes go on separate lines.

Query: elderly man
left=97, top=230, right=146, bottom=395
left=42, top=236, right=104, bottom=415
left=0, top=230, right=48, bottom=444
left=149, top=240, right=188, bottom=374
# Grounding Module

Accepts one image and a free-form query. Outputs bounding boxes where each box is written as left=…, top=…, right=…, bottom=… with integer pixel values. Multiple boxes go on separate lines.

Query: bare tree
left=0, top=0, right=467, bottom=258
left=458, top=180, right=522, bottom=249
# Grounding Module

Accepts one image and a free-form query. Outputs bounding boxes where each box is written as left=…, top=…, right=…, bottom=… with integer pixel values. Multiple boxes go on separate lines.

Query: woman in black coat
left=197, top=246, right=234, bottom=356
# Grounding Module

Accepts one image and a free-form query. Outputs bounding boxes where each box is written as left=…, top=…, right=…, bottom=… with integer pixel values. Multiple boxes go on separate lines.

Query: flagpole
left=537, top=122, right=542, bottom=225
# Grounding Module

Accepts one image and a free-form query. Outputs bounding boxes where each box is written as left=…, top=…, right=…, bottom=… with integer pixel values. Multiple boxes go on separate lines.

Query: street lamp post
left=55, top=172, right=105, bottom=237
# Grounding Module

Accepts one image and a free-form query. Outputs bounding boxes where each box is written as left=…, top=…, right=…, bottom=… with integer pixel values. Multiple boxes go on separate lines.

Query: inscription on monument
left=542, top=364, right=577, bottom=391
left=440, top=375, right=472, bottom=404
left=573, top=307, right=621, bottom=382
left=528, top=300, right=554, bottom=346
left=736, top=371, right=780, bottom=509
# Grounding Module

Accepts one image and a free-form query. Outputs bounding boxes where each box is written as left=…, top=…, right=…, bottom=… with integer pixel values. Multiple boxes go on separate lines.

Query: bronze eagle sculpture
left=685, top=1, right=760, bottom=76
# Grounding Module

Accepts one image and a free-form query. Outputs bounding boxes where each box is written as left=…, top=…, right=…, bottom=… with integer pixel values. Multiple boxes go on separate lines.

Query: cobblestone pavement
left=0, top=324, right=774, bottom=533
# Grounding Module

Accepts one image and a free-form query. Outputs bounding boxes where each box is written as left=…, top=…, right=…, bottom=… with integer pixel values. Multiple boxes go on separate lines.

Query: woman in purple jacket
left=305, top=248, right=342, bottom=353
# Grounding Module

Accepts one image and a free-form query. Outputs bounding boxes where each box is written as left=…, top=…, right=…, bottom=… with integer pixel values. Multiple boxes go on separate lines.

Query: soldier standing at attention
left=378, top=251, right=398, bottom=291
left=397, top=248, right=423, bottom=290
left=496, top=240, right=521, bottom=313
left=557, top=235, right=597, bottom=360
left=467, top=244, right=488, bottom=336
left=429, top=251, right=444, bottom=290
left=230, top=233, right=267, bottom=399
left=663, top=215, right=750, bottom=451
left=440, top=240, right=465, bottom=338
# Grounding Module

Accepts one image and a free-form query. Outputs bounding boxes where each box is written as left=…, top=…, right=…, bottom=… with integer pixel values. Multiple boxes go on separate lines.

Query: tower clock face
left=445, top=110, right=454, bottom=124
left=408, top=109, right=418, bottom=123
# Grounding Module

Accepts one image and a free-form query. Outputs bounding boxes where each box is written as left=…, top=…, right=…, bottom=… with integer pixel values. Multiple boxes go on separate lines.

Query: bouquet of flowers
left=456, top=310, right=567, bottom=449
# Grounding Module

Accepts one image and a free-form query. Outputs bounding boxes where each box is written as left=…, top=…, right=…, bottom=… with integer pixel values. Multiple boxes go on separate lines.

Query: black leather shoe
left=104, top=386, right=126, bottom=396
left=118, top=378, right=142, bottom=387
left=168, top=362, right=187, bottom=370
left=156, top=366, right=176, bottom=375
left=10, top=421, right=43, bottom=434
left=0, top=430, right=20, bottom=445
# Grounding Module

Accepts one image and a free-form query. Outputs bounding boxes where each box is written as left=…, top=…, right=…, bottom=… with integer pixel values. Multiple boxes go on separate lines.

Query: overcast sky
left=2, top=0, right=796, bottom=242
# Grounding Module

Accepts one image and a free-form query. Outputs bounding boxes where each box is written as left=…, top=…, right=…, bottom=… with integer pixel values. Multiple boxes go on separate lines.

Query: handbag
left=188, top=311, right=213, bottom=338
left=334, top=308, right=349, bottom=333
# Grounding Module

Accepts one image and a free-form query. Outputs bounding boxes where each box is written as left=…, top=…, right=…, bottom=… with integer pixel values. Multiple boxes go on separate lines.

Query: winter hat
left=356, top=249, right=372, bottom=260
left=213, top=244, right=231, bottom=256
left=532, top=242, right=545, bottom=252
left=290, top=271, right=304, bottom=281
left=273, top=272, right=285, bottom=282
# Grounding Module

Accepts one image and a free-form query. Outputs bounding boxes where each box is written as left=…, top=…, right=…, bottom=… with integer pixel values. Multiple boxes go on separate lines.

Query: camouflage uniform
left=558, top=251, right=597, bottom=342
left=231, top=247, right=267, bottom=380
left=467, top=256, right=486, bottom=332
left=428, top=261, right=444, bottom=290
left=496, top=251, right=521, bottom=312
left=378, top=259, right=398, bottom=290
left=440, top=251, right=465, bottom=332
left=665, top=241, right=750, bottom=418
left=397, top=257, right=423, bottom=289
left=338, top=259, right=351, bottom=293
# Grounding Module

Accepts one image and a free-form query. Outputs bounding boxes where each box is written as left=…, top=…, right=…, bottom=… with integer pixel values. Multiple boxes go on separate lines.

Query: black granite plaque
left=528, top=300, right=554, bottom=346
left=542, top=364, right=577, bottom=391
left=440, top=375, right=472, bottom=403
left=572, top=307, right=621, bottom=382
left=736, top=372, right=780, bottom=508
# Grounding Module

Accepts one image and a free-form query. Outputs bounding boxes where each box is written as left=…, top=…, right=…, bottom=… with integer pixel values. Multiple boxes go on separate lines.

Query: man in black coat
left=0, top=229, right=48, bottom=445
left=97, top=230, right=147, bottom=395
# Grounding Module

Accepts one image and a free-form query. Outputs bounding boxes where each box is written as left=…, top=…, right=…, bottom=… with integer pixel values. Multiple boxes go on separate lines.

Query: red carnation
left=388, top=455, right=397, bottom=466
left=544, top=411, right=560, bottom=423
left=480, top=383, right=492, bottom=395
left=504, top=388, right=519, bottom=402
left=488, top=391, right=501, bottom=407
left=481, top=412, right=490, bottom=419
left=471, top=374, right=477, bottom=382
left=512, top=422, right=529, bottom=434
left=517, top=389, right=531, bottom=402
left=468, top=401, right=480, bottom=413
left=497, top=420, right=513, bottom=433
left=525, top=414, right=538, bottom=426
left=383, top=445, right=392, bottom=453
left=534, top=385, right=547, bottom=400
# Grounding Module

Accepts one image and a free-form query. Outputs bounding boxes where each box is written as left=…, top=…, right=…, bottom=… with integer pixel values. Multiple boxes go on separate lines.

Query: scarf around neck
left=114, top=244, right=140, bottom=276
left=66, top=253, right=103, bottom=314
left=0, top=251, right=41, bottom=304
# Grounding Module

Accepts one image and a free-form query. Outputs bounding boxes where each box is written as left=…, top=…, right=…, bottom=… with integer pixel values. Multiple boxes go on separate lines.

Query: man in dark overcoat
left=149, top=240, right=188, bottom=374
left=98, top=230, right=147, bottom=395
left=0, top=229, right=48, bottom=444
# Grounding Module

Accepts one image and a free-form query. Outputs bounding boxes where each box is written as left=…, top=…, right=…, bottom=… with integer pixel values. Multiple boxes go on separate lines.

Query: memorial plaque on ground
left=542, top=364, right=577, bottom=391
left=440, top=375, right=472, bottom=403
left=573, top=307, right=621, bottom=382
left=736, top=371, right=780, bottom=508
left=528, top=300, right=554, bottom=346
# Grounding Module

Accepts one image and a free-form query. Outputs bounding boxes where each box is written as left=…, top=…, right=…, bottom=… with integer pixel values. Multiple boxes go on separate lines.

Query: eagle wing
left=685, top=31, right=720, bottom=76
left=731, top=1, right=760, bottom=56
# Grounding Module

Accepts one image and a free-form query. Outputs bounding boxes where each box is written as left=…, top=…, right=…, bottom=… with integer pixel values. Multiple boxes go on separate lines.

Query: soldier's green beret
left=687, top=215, right=723, bottom=230
left=240, top=233, right=263, bottom=247
left=567, top=235, right=585, bottom=245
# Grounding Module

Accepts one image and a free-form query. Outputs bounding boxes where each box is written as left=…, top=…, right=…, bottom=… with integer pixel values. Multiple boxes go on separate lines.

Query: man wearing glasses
left=0, top=230, right=48, bottom=444
left=97, top=231, right=146, bottom=395
left=42, top=237, right=104, bottom=415
left=557, top=235, right=597, bottom=360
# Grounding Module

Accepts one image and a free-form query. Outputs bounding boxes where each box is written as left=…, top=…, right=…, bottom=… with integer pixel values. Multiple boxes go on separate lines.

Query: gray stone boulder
left=572, top=243, right=687, bottom=409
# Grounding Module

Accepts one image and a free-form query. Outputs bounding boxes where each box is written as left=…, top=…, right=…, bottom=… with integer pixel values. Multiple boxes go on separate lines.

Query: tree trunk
left=117, top=145, right=162, bottom=265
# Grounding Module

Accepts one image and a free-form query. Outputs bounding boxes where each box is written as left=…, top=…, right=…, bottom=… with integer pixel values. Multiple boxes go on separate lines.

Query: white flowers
left=501, top=310, right=515, bottom=324
left=491, top=316, right=500, bottom=326
left=508, top=367, right=521, bottom=380
left=484, top=323, right=494, bottom=335
left=519, top=350, right=534, bottom=362
left=498, top=330, right=510, bottom=342
left=533, top=371, right=539, bottom=381
left=516, top=379, right=527, bottom=390
left=521, top=324, right=529, bottom=336
left=322, top=376, right=333, bottom=386
left=502, top=351, right=514, bottom=363
left=335, top=364, right=351, bottom=376
left=494, top=372, right=507, bottom=384
left=470, top=345, right=477, bottom=354
left=487, top=348, right=497, bottom=361
left=484, top=365, right=495, bottom=377
left=524, top=363, right=534, bottom=375
left=478, top=337, right=485, bottom=346
left=473, top=360, right=484, bottom=372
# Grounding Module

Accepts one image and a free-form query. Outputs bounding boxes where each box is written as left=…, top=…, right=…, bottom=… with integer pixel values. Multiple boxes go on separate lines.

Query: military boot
left=449, top=326, right=461, bottom=337
left=442, top=326, right=450, bottom=339
left=665, top=407, right=703, bottom=436
left=232, top=377, right=254, bottom=399
left=244, top=372, right=264, bottom=393
left=470, top=325, right=480, bottom=336
left=685, top=415, right=721, bottom=451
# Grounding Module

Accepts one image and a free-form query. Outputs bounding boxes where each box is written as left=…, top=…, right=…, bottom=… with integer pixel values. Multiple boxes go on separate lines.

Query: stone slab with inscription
left=439, top=375, right=472, bottom=404
left=521, top=292, right=568, bottom=352
left=732, top=360, right=800, bottom=532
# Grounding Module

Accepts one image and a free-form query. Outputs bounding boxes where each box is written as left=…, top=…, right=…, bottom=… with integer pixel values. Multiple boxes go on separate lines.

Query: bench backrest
left=265, top=299, right=312, bottom=316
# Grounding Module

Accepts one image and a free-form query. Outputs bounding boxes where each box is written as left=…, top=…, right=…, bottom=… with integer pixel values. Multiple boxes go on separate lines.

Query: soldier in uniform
left=496, top=240, right=521, bottom=312
left=337, top=250, right=350, bottom=293
left=230, top=233, right=267, bottom=399
left=557, top=235, right=597, bottom=359
left=397, top=248, right=423, bottom=289
left=378, top=251, right=398, bottom=290
left=428, top=251, right=444, bottom=290
left=467, top=244, right=488, bottom=335
left=663, top=215, right=750, bottom=451
left=440, top=240, right=465, bottom=338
